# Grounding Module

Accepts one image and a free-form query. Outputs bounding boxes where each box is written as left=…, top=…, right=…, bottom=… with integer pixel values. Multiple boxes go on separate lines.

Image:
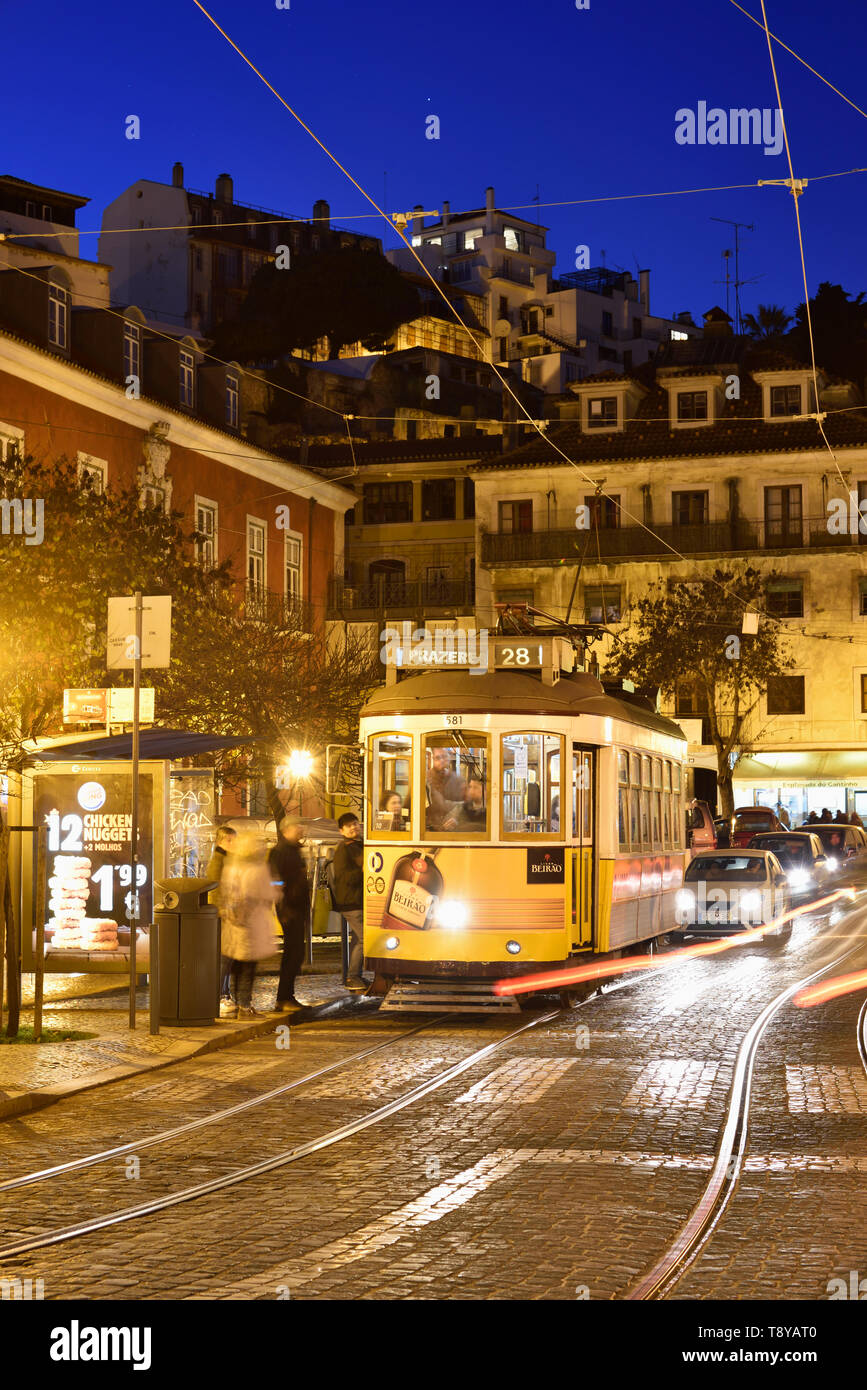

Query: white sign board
left=107, top=596, right=172, bottom=670
left=514, top=745, right=529, bottom=778
left=109, top=688, right=155, bottom=723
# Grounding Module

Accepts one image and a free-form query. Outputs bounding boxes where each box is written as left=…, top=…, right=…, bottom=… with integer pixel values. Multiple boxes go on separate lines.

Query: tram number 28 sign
left=35, top=771, right=154, bottom=931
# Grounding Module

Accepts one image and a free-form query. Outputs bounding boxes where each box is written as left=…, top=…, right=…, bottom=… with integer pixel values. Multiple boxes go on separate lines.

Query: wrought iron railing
left=328, top=578, right=475, bottom=615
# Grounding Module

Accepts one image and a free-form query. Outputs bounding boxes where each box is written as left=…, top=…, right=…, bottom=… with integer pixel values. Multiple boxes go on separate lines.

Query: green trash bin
left=154, top=877, right=219, bottom=1026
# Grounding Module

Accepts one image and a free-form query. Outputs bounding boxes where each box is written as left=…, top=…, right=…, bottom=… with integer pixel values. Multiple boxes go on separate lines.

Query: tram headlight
left=436, top=900, right=468, bottom=930
left=384, top=936, right=400, bottom=950
left=506, top=940, right=521, bottom=954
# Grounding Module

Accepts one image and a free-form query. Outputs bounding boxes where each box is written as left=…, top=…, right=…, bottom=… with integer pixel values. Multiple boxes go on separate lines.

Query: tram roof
left=361, top=668, right=686, bottom=742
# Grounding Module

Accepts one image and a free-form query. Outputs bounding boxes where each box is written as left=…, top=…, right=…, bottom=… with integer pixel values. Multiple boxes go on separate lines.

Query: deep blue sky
left=6, top=0, right=867, bottom=325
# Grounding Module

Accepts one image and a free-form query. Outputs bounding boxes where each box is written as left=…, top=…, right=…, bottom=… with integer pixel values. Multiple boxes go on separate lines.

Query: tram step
left=379, top=981, right=521, bottom=1014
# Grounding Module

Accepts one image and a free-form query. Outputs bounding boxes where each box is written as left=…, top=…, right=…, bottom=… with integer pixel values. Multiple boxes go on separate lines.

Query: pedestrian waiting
left=269, top=815, right=311, bottom=1012
left=331, top=811, right=366, bottom=992
left=219, top=831, right=280, bottom=1019
left=207, top=825, right=237, bottom=1008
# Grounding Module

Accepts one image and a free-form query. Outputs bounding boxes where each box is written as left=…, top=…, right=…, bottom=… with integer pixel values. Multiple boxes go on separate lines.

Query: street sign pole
left=129, top=591, right=143, bottom=1030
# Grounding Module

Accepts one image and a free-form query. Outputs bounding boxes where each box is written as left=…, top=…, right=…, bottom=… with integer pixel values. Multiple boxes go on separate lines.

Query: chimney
left=215, top=173, right=233, bottom=204
left=639, top=269, right=650, bottom=313
left=702, top=305, right=733, bottom=338
left=441, top=200, right=450, bottom=226
left=411, top=203, right=425, bottom=238
left=172, top=162, right=184, bottom=188
left=485, top=185, right=495, bottom=234
left=313, top=199, right=330, bottom=229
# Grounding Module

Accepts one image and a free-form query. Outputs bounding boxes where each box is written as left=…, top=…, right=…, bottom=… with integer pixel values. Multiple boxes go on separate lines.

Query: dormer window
left=226, top=372, right=240, bottom=428
left=588, top=396, right=618, bottom=428
left=48, top=285, right=68, bottom=349
left=179, top=349, right=195, bottom=408
left=770, top=384, right=801, bottom=416
left=677, top=390, right=707, bottom=422
left=123, top=322, right=141, bottom=382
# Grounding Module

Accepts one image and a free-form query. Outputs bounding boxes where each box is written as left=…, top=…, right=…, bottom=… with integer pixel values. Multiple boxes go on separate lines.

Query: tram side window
left=502, top=732, right=564, bottom=837
left=672, top=763, right=682, bottom=849
left=368, top=734, right=412, bottom=835
left=617, top=750, right=629, bottom=850
left=424, top=734, right=488, bottom=835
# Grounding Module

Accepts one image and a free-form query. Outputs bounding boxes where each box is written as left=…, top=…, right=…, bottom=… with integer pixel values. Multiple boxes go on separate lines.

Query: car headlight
left=740, top=890, right=763, bottom=912
left=825, top=856, right=838, bottom=871
left=787, top=869, right=811, bottom=889
left=436, top=900, right=468, bottom=930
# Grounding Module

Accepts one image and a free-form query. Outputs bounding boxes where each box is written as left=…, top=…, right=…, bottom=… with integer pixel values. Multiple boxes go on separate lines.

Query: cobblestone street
left=1, top=902, right=864, bottom=1304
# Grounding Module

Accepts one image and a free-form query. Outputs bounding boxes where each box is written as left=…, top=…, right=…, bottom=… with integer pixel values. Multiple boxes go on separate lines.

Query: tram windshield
left=501, top=732, right=563, bottom=837
left=368, top=733, right=412, bottom=835
left=424, top=734, right=488, bottom=835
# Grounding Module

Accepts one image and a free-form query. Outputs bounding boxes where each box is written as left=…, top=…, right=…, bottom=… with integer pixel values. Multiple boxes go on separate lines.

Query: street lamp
left=287, top=748, right=314, bottom=780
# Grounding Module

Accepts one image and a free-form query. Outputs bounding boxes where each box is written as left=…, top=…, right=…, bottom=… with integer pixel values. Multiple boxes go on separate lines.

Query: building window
left=584, top=585, right=621, bottom=624
left=677, top=390, right=708, bottom=421
left=195, top=498, right=218, bottom=567
left=632, top=317, right=642, bottom=338
left=672, top=490, right=708, bottom=526
left=285, top=532, right=302, bottom=606
left=770, top=384, right=801, bottom=416
left=675, top=679, right=708, bottom=716
left=405, top=419, right=418, bottom=441
left=194, top=248, right=204, bottom=271
left=362, top=482, right=413, bottom=525
left=25, top=200, right=37, bottom=219
left=48, top=285, right=68, bottom=349
left=42, top=205, right=53, bottom=221
left=77, top=453, right=107, bottom=494
left=179, top=350, right=195, bottom=408
left=0, top=423, right=24, bottom=462
left=765, top=485, right=802, bottom=545
left=859, top=578, right=867, bottom=616
left=421, top=478, right=455, bottom=521
left=498, top=295, right=509, bottom=321
left=499, top=499, right=533, bottom=533
left=123, top=323, right=141, bottom=383
left=587, top=396, right=617, bottom=428
left=767, top=675, right=805, bottom=715
left=226, top=373, right=240, bottom=428
left=496, top=587, right=534, bottom=608
left=860, top=674, right=867, bottom=714
left=369, top=559, right=406, bottom=601
left=766, top=578, right=803, bottom=618
left=602, top=312, right=613, bottom=336
left=463, top=477, right=475, bottom=519
left=247, top=518, right=267, bottom=610
left=499, top=337, right=509, bottom=362
left=584, top=494, right=620, bottom=528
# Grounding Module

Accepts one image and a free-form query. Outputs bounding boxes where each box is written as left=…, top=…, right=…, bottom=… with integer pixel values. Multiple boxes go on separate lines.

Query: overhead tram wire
left=754, top=0, right=849, bottom=495
left=729, top=0, right=867, bottom=124
left=7, top=165, right=866, bottom=245
left=190, top=0, right=822, bottom=634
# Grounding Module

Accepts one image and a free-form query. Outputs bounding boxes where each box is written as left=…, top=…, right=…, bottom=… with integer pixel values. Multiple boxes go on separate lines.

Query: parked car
left=805, top=823, right=867, bottom=869
left=673, top=848, right=790, bottom=938
left=729, top=806, right=787, bottom=847
left=746, top=831, right=833, bottom=902
left=685, top=799, right=718, bottom=854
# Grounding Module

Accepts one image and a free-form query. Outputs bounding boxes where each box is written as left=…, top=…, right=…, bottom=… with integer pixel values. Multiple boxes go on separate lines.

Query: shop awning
left=27, top=730, right=259, bottom=762
left=734, top=750, right=867, bottom=786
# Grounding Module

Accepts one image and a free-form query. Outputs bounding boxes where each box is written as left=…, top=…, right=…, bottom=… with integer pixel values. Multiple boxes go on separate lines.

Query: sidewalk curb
left=0, top=1012, right=288, bottom=1124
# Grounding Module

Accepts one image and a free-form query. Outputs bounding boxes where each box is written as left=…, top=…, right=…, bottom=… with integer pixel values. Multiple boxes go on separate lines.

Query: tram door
left=571, top=746, right=594, bottom=948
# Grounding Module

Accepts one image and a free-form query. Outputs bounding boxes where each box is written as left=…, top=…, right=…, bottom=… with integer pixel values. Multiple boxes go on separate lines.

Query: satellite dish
left=494, top=319, right=511, bottom=337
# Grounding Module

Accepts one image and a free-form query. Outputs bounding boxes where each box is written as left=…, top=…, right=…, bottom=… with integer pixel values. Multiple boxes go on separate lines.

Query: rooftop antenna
left=714, top=248, right=733, bottom=321
left=710, top=217, right=754, bottom=332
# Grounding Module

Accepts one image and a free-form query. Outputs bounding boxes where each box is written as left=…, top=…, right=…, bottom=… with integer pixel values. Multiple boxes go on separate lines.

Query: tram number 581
left=443, top=714, right=464, bottom=727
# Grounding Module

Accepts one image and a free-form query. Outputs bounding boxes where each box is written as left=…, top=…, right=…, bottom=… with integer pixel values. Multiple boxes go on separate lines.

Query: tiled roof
left=471, top=351, right=867, bottom=470
left=283, top=435, right=505, bottom=470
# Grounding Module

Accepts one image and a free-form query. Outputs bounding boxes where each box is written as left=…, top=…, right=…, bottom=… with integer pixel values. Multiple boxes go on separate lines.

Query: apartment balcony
left=245, top=585, right=312, bottom=629
left=328, top=577, right=475, bottom=618
left=482, top=516, right=866, bottom=567
left=489, top=260, right=535, bottom=286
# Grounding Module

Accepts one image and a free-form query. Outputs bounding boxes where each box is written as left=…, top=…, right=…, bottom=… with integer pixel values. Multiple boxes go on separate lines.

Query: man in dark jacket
left=269, top=816, right=311, bottom=1011
left=331, top=811, right=365, bottom=991
left=206, top=825, right=237, bottom=1013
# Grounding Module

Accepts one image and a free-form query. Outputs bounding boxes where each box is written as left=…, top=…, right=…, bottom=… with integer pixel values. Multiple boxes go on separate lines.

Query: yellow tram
left=358, top=632, right=688, bottom=1008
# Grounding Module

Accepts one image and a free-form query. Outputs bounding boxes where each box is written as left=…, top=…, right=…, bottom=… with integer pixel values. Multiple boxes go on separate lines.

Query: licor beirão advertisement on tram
left=34, top=771, right=154, bottom=958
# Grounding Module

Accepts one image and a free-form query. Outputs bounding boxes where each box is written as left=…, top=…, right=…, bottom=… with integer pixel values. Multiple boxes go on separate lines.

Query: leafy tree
left=0, top=452, right=230, bottom=763
left=787, top=282, right=867, bottom=383
left=603, top=567, right=793, bottom=817
left=741, top=303, right=792, bottom=341
left=212, top=246, right=421, bottom=363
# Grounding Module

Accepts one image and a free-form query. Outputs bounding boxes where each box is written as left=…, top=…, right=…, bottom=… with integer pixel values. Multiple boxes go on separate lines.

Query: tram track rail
left=626, top=928, right=867, bottom=1301
left=0, top=1009, right=560, bottom=1262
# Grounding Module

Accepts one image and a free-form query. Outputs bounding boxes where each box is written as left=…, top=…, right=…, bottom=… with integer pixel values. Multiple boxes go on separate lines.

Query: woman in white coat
left=219, top=832, right=280, bottom=1019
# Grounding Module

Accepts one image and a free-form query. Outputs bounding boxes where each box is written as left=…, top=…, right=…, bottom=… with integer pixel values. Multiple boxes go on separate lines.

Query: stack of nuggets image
left=47, top=854, right=91, bottom=949
left=79, top=918, right=120, bottom=951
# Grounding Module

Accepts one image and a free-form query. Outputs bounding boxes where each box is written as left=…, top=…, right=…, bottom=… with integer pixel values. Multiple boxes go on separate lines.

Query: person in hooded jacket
left=219, top=831, right=279, bottom=1019
left=269, top=815, right=311, bottom=1012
